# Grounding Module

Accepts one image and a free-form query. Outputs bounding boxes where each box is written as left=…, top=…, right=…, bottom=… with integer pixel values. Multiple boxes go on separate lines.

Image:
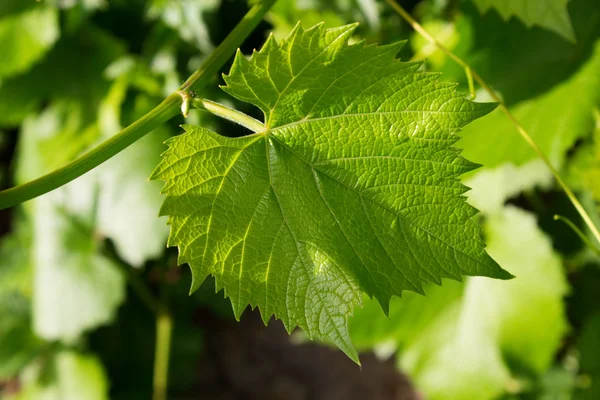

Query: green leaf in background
left=567, top=111, right=600, bottom=204
left=266, top=0, right=347, bottom=41
left=464, top=160, right=553, bottom=215
left=0, top=0, right=36, bottom=18
left=455, top=38, right=600, bottom=206
left=266, top=0, right=381, bottom=41
left=443, top=0, right=600, bottom=106
left=12, top=75, right=170, bottom=339
left=0, top=24, right=125, bottom=127
left=0, top=220, right=32, bottom=296
left=473, top=0, right=575, bottom=42
left=459, top=40, right=600, bottom=170
left=12, top=350, right=109, bottom=400
left=1, top=9, right=170, bottom=341
left=349, top=279, right=464, bottom=354
left=147, top=0, right=220, bottom=54
left=30, top=194, right=126, bottom=342
left=14, top=102, right=123, bottom=342
left=0, top=295, right=40, bottom=380
left=84, top=80, right=170, bottom=266
left=0, top=6, right=59, bottom=79
left=350, top=206, right=568, bottom=400
left=152, top=23, right=510, bottom=361
left=0, top=226, right=42, bottom=379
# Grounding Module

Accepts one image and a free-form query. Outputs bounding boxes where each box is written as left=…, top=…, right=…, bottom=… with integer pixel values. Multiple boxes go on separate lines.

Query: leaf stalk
left=191, top=98, right=265, bottom=133
left=385, top=0, right=600, bottom=247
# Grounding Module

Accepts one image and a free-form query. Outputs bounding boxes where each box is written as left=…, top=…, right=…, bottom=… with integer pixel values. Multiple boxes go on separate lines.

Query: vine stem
left=0, top=1, right=275, bottom=398
left=385, top=0, right=600, bottom=247
left=153, top=304, right=173, bottom=400
left=103, top=245, right=172, bottom=400
left=0, top=0, right=277, bottom=210
left=554, top=215, right=600, bottom=256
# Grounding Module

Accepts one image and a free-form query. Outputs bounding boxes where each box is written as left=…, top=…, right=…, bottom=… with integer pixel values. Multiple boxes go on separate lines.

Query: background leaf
left=0, top=227, right=41, bottom=379
left=459, top=40, right=600, bottom=171
left=13, top=101, right=124, bottom=342
left=567, top=112, right=600, bottom=204
left=0, top=6, right=59, bottom=79
left=457, top=37, right=600, bottom=207
left=473, top=0, right=575, bottom=42
left=444, top=0, right=600, bottom=106
left=12, top=351, right=109, bottom=400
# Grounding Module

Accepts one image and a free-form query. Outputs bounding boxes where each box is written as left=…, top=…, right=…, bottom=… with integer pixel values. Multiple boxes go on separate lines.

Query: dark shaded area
left=91, top=266, right=419, bottom=400
left=92, top=0, right=150, bottom=54
left=189, top=309, right=419, bottom=400
left=507, top=189, right=586, bottom=256
left=0, top=129, right=17, bottom=238
left=449, top=0, right=600, bottom=106
left=566, top=264, right=600, bottom=399
left=567, top=263, right=600, bottom=330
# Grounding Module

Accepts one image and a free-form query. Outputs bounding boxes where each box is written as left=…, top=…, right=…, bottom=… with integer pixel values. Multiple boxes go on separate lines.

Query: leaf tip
left=376, top=296, right=391, bottom=317
left=188, top=267, right=207, bottom=295
left=497, top=268, right=515, bottom=280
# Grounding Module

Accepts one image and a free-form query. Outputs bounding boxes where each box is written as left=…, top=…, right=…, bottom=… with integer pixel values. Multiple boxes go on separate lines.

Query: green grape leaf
left=0, top=6, right=59, bottom=79
left=152, top=23, right=510, bottom=361
left=350, top=206, right=569, bottom=400
left=473, top=0, right=575, bottom=42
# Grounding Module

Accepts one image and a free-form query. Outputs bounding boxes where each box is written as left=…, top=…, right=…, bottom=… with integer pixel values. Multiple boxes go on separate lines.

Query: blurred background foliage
left=0, top=0, right=599, bottom=399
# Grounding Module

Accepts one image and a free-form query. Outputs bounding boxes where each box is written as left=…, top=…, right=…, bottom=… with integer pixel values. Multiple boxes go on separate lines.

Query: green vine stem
left=0, top=0, right=277, bottom=210
left=385, top=0, right=600, bottom=247
left=103, top=244, right=173, bottom=400
left=554, top=215, right=600, bottom=256
left=0, top=2, right=276, bottom=399
left=153, top=304, right=173, bottom=400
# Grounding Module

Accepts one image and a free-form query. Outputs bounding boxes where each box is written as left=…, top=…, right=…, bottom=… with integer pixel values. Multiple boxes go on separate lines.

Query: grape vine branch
left=0, top=0, right=277, bottom=210
left=0, top=2, right=276, bottom=399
